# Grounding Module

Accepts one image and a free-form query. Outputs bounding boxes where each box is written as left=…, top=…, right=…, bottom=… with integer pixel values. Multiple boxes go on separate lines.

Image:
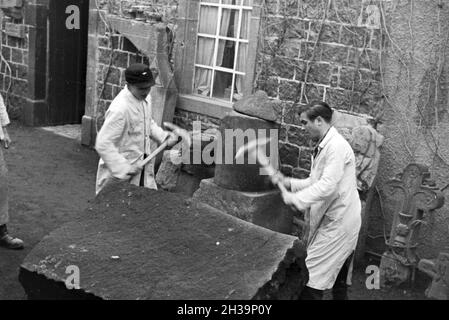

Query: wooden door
left=48, top=0, right=89, bottom=124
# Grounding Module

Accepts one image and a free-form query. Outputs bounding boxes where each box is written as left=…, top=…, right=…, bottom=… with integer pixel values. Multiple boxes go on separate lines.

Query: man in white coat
left=272, top=101, right=361, bottom=300
left=0, top=94, right=24, bottom=250
left=95, top=63, right=184, bottom=195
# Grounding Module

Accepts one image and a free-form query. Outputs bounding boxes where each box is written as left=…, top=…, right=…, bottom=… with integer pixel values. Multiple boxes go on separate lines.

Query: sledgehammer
left=137, top=122, right=191, bottom=168
left=234, top=137, right=287, bottom=194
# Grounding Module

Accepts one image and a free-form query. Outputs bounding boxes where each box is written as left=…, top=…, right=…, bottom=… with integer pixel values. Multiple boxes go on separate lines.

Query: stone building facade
left=1, top=0, right=449, bottom=259
left=0, top=0, right=30, bottom=120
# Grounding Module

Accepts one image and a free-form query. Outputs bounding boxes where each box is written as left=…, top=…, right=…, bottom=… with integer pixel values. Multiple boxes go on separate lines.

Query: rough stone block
left=298, top=148, right=312, bottom=170
left=193, top=179, right=296, bottom=236
left=283, top=101, right=300, bottom=124
left=320, top=43, right=349, bottom=65
left=308, top=62, right=331, bottom=85
left=287, top=125, right=310, bottom=147
left=286, top=19, right=308, bottom=40
left=327, top=0, right=360, bottom=25
left=214, top=112, right=280, bottom=192
left=233, top=90, right=279, bottom=122
left=265, top=0, right=278, bottom=15
left=279, top=80, right=299, bottom=101
left=279, top=142, right=300, bottom=167
left=1, top=46, right=11, bottom=60
left=272, top=56, right=295, bottom=79
left=298, top=0, right=326, bottom=19
left=156, top=149, right=182, bottom=191
left=256, top=77, right=278, bottom=98
left=19, top=182, right=307, bottom=300
left=340, top=26, right=370, bottom=48
left=339, top=66, right=356, bottom=90
left=300, top=41, right=321, bottom=60
left=280, top=0, right=299, bottom=17
left=281, top=164, right=293, bottom=176
left=325, top=88, right=351, bottom=110
left=309, top=22, right=341, bottom=43
left=302, top=84, right=324, bottom=103
left=114, top=51, right=129, bottom=69
left=11, top=47, right=22, bottom=63
left=105, top=67, right=121, bottom=86
left=294, top=60, right=307, bottom=82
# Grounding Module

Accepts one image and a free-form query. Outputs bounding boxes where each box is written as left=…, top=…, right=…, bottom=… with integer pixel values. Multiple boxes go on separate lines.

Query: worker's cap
left=125, top=63, right=154, bottom=84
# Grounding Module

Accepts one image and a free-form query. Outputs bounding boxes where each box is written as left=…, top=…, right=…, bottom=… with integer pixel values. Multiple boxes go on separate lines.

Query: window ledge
left=177, top=94, right=234, bottom=119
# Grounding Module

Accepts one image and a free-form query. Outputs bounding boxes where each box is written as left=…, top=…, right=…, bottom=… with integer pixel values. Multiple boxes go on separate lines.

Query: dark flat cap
left=125, top=63, right=154, bottom=84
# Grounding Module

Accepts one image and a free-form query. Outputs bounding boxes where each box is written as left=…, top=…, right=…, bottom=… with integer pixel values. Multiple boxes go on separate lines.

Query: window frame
left=174, top=0, right=262, bottom=119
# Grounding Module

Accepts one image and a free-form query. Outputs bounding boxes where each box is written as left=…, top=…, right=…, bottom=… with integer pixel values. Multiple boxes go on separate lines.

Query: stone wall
left=368, top=0, right=449, bottom=259
left=256, top=0, right=384, bottom=177
left=89, top=0, right=449, bottom=257
left=95, top=30, right=151, bottom=127
left=88, top=0, right=178, bottom=130
left=0, top=7, right=29, bottom=120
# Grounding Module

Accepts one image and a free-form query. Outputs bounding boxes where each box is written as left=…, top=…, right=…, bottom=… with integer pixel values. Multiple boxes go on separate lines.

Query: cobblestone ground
left=0, top=122, right=431, bottom=300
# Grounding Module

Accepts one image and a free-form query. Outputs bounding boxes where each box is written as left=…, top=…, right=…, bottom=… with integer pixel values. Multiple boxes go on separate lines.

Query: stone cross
left=380, top=164, right=444, bottom=286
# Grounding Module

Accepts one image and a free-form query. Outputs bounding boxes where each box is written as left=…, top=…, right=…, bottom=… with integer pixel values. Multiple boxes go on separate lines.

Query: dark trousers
left=139, top=154, right=148, bottom=187
left=300, top=252, right=354, bottom=300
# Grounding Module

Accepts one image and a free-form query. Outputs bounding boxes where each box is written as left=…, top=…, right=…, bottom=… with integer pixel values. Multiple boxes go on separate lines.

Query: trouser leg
left=332, top=252, right=355, bottom=300
left=299, top=286, right=324, bottom=300
left=0, top=151, right=9, bottom=226
left=139, top=154, right=148, bottom=187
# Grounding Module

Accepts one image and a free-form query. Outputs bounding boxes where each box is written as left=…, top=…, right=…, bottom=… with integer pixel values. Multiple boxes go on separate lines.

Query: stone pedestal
left=214, top=111, right=280, bottom=192
left=19, top=182, right=307, bottom=300
left=193, top=179, right=295, bottom=235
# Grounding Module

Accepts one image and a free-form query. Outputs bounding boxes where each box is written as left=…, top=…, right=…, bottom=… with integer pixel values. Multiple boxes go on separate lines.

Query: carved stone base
left=379, top=250, right=411, bottom=287
left=192, top=178, right=295, bottom=235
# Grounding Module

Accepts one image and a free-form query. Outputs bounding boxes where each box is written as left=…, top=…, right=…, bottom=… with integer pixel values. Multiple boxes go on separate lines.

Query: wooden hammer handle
left=140, top=139, right=170, bottom=167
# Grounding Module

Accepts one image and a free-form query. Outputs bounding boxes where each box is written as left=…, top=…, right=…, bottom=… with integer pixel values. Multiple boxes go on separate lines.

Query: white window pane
left=198, top=6, right=218, bottom=35
left=216, top=39, right=235, bottom=70
left=240, top=10, right=251, bottom=40
left=212, top=70, right=234, bottom=101
left=234, top=74, right=244, bottom=101
left=242, top=0, right=253, bottom=6
left=236, top=42, right=247, bottom=72
left=201, top=0, right=219, bottom=3
left=219, top=9, right=239, bottom=38
left=194, top=67, right=213, bottom=97
left=196, top=37, right=216, bottom=66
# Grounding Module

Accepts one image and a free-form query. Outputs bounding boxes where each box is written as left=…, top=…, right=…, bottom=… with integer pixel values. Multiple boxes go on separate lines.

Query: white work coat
left=0, top=94, right=10, bottom=225
left=289, top=127, right=361, bottom=290
left=95, top=86, right=168, bottom=195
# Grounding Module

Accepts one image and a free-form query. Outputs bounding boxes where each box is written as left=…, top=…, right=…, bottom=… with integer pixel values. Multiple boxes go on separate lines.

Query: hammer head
left=164, top=122, right=192, bottom=148
left=235, top=137, right=272, bottom=162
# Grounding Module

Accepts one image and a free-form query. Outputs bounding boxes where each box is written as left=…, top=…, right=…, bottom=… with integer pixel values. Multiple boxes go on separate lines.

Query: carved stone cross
left=380, top=164, right=444, bottom=286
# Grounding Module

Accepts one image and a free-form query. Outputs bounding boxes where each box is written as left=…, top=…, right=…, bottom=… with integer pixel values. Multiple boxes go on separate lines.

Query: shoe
left=0, top=234, right=24, bottom=250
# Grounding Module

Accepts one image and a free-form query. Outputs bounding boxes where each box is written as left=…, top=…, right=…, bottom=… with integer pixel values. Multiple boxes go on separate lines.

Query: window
left=193, top=0, right=253, bottom=103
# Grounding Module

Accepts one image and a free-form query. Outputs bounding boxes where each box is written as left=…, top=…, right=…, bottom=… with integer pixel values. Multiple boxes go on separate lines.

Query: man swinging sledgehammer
left=95, top=63, right=190, bottom=195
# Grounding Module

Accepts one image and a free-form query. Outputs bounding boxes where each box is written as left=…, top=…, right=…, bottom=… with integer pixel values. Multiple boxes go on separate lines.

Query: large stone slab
left=19, top=182, right=307, bottom=300
left=193, top=179, right=296, bottom=235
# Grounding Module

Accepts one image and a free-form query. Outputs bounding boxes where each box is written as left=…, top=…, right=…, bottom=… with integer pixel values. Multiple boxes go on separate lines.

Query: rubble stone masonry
left=0, top=11, right=29, bottom=120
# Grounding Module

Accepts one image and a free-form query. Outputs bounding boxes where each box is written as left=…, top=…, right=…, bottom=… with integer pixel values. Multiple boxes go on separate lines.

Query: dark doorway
left=48, top=0, right=89, bottom=125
